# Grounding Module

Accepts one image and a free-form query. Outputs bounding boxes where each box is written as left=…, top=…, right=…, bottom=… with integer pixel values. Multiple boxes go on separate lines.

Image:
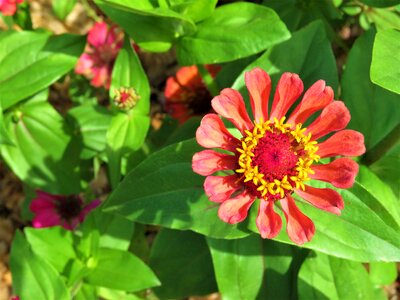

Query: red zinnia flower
left=75, top=21, right=124, bottom=89
left=0, top=0, right=23, bottom=16
left=164, top=65, right=220, bottom=123
left=30, top=191, right=101, bottom=231
left=192, top=68, right=365, bottom=245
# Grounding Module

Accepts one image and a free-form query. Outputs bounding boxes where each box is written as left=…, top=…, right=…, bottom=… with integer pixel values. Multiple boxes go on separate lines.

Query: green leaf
left=24, top=227, right=76, bottom=274
left=262, top=0, right=341, bottom=32
left=370, top=143, right=400, bottom=198
left=1, top=99, right=81, bottom=194
left=167, top=0, right=217, bottom=22
left=85, top=247, right=160, bottom=291
left=360, top=0, right=400, bottom=7
left=298, top=252, right=379, bottom=300
left=85, top=209, right=135, bottom=251
left=232, top=20, right=339, bottom=95
left=52, top=0, right=77, bottom=20
left=371, top=29, right=400, bottom=94
left=341, top=29, right=400, bottom=149
left=0, top=31, right=85, bottom=109
left=207, top=235, right=264, bottom=300
left=176, top=2, right=290, bottom=64
left=0, top=100, right=13, bottom=145
left=94, top=0, right=196, bottom=52
left=208, top=237, right=306, bottom=300
left=10, top=231, right=70, bottom=300
left=364, top=7, right=400, bottom=30
left=256, top=166, right=400, bottom=262
left=107, top=39, right=150, bottom=187
left=75, top=284, right=98, bottom=300
left=149, top=229, right=217, bottom=298
left=369, top=262, right=398, bottom=286
left=67, top=104, right=112, bottom=159
left=103, top=139, right=251, bottom=239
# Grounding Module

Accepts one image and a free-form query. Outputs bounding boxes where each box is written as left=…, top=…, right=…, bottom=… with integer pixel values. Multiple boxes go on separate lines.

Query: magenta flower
left=30, top=191, right=101, bottom=231
left=75, top=21, right=124, bottom=89
left=192, top=68, right=365, bottom=245
left=0, top=0, right=23, bottom=16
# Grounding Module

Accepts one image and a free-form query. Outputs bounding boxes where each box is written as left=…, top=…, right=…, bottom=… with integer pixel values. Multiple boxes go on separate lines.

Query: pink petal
left=91, top=66, right=110, bottom=88
left=79, top=199, right=101, bottom=222
left=269, top=73, right=304, bottom=121
left=192, top=150, right=237, bottom=176
left=218, top=191, right=256, bottom=224
left=317, top=130, right=366, bottom=158
left=287, top=80, right=334, bottom=125
left=306, top=101, right=350, bottom=140
left=75, top=53, right=94, bottom=75
left=32, top=209, right=62, bottom=229
left=311, top=158, right=359, bottom=189
left=295, top=185, right=344, bottom=215
left=29, top=198, right=55, bottom=213
left=196, top=114, right=240, bottom=152
left=0, top=1, right=17, bottom=15
left=204, top=174, right=242, bottom=202
left=212, top=89, right=253, bottom=134
left=245, top=68, right=271, bottom=122
left=280, top=195, right=315, bottom=245
left=256, top=200, right=282, bottom=239
left=88, top=22, right=109, bottom=48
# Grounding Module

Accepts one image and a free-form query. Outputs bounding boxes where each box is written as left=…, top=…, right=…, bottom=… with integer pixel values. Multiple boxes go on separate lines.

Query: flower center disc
left=236, top=117, right=320, bottom=201
left=57, top=196, right=83, bottom=221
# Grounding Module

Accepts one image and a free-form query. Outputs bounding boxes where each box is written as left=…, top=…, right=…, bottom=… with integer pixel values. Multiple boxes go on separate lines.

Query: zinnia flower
left=192, top=68, right=365, bottom=245
left=0, top=0, right=23, bottom=16
left=75, top=21, right=124, bottom=89
left=165, top=65, right=220, bottom=123
left=30, top=191, right=101, bottom=231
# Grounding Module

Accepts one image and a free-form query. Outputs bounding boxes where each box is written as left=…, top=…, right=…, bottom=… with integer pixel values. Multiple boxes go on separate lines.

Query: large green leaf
left=10, top=231, right=70, bottom=300
left=207, top=237, right=306, bottom=300
left=262, top=0, right=341, bottom=32
left=85, top=247, right=160, bottom=291
left=149, top=229, right=217, bottom=298
left=103, top=139, right=251, bottom=239
left=370, top=29, right=400, bottom=94
left=1, top=98, right=81, bottom=194
left=166, top=0, right=217, bottom=22
left=176, top=2, right=290, bottom=64
left=232, top=20, right=339, bottom=96
left=0, top=100, right=13, bottom=145
left=107, top=39, right=150, bottom=187
left=369, top=262, right=397, bottom=286
left=370, top=143, right=400, bottom=198
left=0, top=31, right=84, bottom=109
left=246, top=166, right=400, bottom=262
left=207, top=235, right=264, bottom=300
left=341, top=29, right=400, bottom=149
left=298, top=252, right=381, bottom=300
left=360, top=0, right=400, bottom=7
left=24, top=227, right=76, bottom=274
left=94, top=0, right=195, bottom=52
left=67, top=104, right=112, bottom=159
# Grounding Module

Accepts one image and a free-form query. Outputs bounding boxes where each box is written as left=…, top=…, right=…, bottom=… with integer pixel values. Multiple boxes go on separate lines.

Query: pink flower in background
left=192, top=68, right=365, bottom=245
left=0, top=0, right=23, bottom=16
left=30, top=191, right=101, bottom=230
left=75, top=21, right=124, bottom=89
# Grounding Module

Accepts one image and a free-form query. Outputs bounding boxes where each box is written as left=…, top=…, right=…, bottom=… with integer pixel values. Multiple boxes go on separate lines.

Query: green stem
left=363, top=123, right=400, bottom=166
left=197, top=65, right=219, bottom=97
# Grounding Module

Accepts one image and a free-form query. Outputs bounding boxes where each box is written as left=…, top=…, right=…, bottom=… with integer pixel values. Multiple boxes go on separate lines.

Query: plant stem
left=363, top=123, right=400, bottom=165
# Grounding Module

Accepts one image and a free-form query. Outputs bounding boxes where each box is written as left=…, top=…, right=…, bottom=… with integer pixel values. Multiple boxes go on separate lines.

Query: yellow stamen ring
left=236, top=117, right=320, bottom=200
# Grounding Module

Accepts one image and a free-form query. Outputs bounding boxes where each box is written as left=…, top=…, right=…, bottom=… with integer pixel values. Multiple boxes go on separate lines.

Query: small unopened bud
left=114, top=87, right=140, bottom=110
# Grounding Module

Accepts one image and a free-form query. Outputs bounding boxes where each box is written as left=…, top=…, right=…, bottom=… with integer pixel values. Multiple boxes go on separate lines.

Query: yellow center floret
left=236, top=117, right=320, bottom=201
